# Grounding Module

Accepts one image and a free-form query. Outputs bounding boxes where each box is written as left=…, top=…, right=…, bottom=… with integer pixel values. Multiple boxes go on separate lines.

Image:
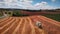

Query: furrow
left=4, top=17, right=20, bottom=34
left=27, top=17, right=36, bottom=34
left=0, top=17, right=13, bottom=26
left=37, top=16, right=60, bottom=27
left=16, top=18, right=25, bottom=34
left=21, top=17, right=31, bottom=34
left=30, top=17, right=45, bottom=34
left=12, top=18, right=23, bottom=34
left=1, top=18, right=17, bottom=34
left=0, top=17, right=10, bottom=23
left=0, top=18, right=15, bottom=30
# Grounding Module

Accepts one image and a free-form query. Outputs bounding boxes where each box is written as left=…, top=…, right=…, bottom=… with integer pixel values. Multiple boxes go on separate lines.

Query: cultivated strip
left=1, top=18, right=17, bottom=34
left=12, top=18, right=23, bottom=34
left=0, top=17, right=10, bottom=23
left=27, top=17, right=36, bottom=34
left=0, top=18, right=15, bottom=30
left=37, top=16, right=60, bottom=27
left=21, top=18, right=28, bottom=34
left=0, top=17, right=12, bottom=25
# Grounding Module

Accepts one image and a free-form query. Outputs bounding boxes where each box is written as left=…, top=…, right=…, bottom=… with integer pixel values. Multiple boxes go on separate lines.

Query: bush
left=13, top=11, right=29, bottom=17
left=0, top=14, right=3, bottom=16
left=42, top=14, right=60, bottom=22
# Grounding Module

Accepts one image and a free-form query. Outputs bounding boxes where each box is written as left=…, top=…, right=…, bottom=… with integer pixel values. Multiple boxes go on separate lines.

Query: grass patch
left=42, top=14, right=60, bottom=22
left=13, top=11, right=29, bottom=17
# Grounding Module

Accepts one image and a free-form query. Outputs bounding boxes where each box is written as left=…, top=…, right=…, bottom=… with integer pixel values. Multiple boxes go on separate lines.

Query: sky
left=0, top=0, right=60, bottom=10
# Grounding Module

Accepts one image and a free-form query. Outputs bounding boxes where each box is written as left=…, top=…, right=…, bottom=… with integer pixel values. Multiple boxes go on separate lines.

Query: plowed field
left=0, top=15, right=60, bottom=34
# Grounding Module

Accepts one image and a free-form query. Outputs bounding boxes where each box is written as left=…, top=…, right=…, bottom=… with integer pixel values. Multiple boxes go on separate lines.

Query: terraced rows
left=0, top=15, right=60, bottom=34
left=0, top=16, right=45, bottom=34
left=30, top=16, right=60, bottom=34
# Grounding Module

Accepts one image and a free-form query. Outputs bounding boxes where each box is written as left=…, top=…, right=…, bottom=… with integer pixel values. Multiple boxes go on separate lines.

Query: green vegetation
left=42, top=14, right=60, bottom=22
left=0, top=14, right=3, bottom=17
left=13, top=11, right=29, bottom=17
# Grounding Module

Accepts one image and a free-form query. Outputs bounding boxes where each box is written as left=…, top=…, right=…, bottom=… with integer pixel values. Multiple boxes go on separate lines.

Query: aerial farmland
left=0, top=0, right=60, bottom=34
left=0, top=9, right=60, bottom=34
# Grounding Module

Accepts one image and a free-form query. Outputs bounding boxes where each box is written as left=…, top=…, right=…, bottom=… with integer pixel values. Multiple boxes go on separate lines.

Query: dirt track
left=0, top=15, right=60, bottom=34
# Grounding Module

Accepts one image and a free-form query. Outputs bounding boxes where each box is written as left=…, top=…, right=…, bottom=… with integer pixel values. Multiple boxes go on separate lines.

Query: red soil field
left=20, top=11, right=60, bottom=15
left=0, top=15, right=60, bottom=34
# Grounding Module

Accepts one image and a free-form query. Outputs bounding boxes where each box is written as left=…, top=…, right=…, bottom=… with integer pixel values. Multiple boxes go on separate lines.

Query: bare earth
left=0, top=15, right=60, bottom=34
